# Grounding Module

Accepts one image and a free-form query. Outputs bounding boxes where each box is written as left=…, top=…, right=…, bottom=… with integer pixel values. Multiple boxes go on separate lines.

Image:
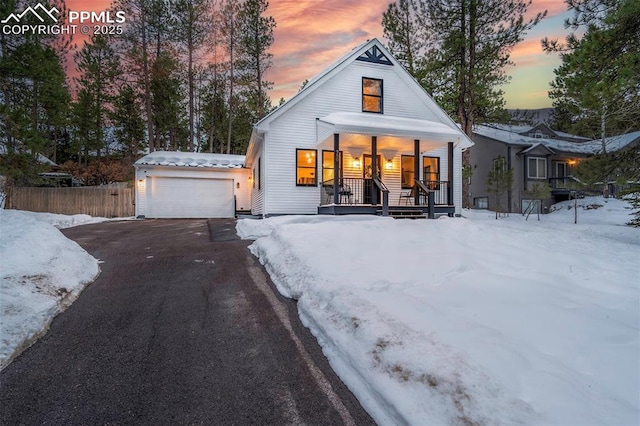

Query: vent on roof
left=356, top=45, right=393, bottom=66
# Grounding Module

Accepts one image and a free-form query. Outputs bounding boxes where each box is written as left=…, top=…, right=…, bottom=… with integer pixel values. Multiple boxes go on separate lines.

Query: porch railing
left=419, top=180, right=451, bottom=205
left=549, top=176, right=581, bottom=190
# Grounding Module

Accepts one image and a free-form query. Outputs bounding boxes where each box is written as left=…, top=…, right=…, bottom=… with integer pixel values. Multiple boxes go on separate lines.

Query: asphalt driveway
left=0, top=219, right=374, bottom=425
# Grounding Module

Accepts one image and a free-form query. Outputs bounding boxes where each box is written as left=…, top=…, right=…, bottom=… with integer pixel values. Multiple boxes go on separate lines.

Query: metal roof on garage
left=135, top=151, right=246, bottom=168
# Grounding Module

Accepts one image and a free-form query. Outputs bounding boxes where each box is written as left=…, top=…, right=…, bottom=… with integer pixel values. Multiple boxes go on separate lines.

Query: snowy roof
left=135, top=151, right=246, bottom=168
left=318, top=112, right=471, bottom=147
left=474, top=125, right=640, bottom=155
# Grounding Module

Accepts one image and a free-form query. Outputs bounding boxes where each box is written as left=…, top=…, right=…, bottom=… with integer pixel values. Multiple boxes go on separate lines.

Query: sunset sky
left=63, top=0, right=572, bottom=110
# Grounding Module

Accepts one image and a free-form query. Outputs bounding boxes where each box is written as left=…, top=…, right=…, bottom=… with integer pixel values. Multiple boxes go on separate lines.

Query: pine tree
left=544, top=0, right=640, bottom=151
left=73, top=34, right=122, bottom=164
left=486, top=155, right=513, bottom=219
left=172, top=0, right=211, bottom=151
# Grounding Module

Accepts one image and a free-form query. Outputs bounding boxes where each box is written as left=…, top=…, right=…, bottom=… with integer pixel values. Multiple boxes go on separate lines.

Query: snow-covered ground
left=238, top=197, right=640, bottom=425
left=1, top=198, right=638, bottom=425
left=0, top=210, right=108, bottom=369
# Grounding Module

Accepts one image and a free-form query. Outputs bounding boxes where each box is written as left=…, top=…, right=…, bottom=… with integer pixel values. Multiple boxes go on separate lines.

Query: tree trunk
left=188, top=8, right=195, bottom=152
left=141, top=9, right=154, bottom=153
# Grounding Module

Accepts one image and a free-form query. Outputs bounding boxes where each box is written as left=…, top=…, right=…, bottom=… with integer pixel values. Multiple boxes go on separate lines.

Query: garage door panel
left=147, top=177, right=234, bottom=218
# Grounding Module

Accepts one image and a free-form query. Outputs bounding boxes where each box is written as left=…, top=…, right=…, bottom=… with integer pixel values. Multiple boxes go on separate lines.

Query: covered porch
left=314, top=112, right=461, bottom=218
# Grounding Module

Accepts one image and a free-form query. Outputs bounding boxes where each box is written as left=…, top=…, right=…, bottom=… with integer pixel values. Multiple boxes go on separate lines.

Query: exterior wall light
left=353, top=156, right=361, bottom=168
left=385, top=159, right=393, bottom=170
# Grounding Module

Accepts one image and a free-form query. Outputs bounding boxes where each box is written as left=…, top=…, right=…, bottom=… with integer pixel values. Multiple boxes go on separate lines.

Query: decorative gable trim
left=356, top=45, right=393, bottom=66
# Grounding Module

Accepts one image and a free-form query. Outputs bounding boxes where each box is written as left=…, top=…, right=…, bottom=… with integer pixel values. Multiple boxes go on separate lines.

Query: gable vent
left=356, top=45, right=393, bottom=66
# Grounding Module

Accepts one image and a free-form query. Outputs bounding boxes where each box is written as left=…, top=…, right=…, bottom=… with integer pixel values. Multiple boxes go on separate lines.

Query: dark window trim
left=296, top=148, right=318, bottom=187
left=362, top=77, right=383, bottom=114
left=258, top=157, right=262, bottom=190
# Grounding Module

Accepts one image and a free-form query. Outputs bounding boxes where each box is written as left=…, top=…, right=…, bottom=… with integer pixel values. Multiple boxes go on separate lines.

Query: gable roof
left=474, top=125, right=640, bottom=155
left=250, top=38, right=473, bottom=148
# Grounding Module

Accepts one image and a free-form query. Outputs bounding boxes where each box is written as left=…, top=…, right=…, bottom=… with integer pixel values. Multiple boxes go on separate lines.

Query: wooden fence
left=9, top=186, right=134, bottom=218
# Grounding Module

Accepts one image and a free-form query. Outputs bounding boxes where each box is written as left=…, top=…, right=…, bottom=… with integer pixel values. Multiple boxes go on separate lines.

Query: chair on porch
left=323, top=184, right=334, bottom=204
left=399, top=186, right=417, bottom=205
left=339, top=184, right=353, bottom=204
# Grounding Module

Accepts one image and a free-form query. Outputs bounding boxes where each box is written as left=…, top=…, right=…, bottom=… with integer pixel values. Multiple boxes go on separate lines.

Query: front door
left=363, top=154, right=381, bottom=204
left=556, top=162, right=567, bottom=187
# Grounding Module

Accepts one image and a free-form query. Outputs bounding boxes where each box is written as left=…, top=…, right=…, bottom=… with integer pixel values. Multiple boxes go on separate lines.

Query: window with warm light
left=296, top=149, right=317, bottom=186
left=401, top=155, right=414, bottom=188
left=362, top=77, right=383, bottom=113
left=322, top=150, right=343, bottom=184
left=423, top=157, right=440, bottom=181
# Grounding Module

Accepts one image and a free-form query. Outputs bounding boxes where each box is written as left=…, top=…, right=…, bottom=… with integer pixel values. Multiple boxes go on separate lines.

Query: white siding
left=134, top=165, right=251, bottom=218
left=263, top=59, right=459, bottom=215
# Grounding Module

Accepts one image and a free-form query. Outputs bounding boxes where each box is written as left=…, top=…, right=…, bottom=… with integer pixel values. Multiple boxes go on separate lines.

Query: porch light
left=568, top=159, right=577, bottom=165
left=353, top=156, right=361, bottom=168
left=385, top=159, right=393, bottom=170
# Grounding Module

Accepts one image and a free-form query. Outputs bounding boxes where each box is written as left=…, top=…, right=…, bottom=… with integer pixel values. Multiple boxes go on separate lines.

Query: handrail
left=372, top=176, right=389, bottom=216
left=372, top=176, right=389, bottom=193
left=414, top=179, right=430, bottom=197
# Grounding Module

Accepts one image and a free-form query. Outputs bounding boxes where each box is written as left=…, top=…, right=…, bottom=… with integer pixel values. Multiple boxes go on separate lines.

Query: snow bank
left=0, top=210, right=106, bottom=369
left=238, top=197, right=640, bottom=425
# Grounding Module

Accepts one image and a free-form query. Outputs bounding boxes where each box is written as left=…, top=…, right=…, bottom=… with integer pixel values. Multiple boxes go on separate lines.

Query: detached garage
left=134, top=151, right=251, bottom=219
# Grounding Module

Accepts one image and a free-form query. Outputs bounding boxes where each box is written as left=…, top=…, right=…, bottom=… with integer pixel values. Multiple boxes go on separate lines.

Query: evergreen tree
left=382, top=0, right=428, bottom=77
left=73, top=35, right=122, bottom=164
left=238, top=0, right=276, bottom=121
left=150, top=51, right=187, bottom=151
left=544, top=0, right=640, bottom=151
left=110, top=84, right=145, bottom=163
left=172, top=0, right=211, bottom=151
left=486, top=155, right=513, bottom=219
left=220, top=0, right=242, bottom=154
left=383, top=0, right=545, bottom=207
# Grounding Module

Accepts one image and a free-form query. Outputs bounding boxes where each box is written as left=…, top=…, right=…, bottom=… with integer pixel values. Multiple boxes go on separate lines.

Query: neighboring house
left=245, top=38, right=474, bottom=217
left=469, top=124, right=640, bottom=213
left=134, top=151, right=251, bottom=218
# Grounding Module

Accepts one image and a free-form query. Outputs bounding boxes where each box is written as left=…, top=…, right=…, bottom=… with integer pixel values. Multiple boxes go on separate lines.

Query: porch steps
left=379, top=209, right=427, bottom=219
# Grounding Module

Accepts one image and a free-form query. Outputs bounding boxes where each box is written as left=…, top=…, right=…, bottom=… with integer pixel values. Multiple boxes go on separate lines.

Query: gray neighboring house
left=469, top=123, right=640, bottom=213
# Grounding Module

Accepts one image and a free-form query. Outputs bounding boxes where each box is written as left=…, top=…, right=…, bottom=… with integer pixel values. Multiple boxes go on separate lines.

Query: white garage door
left=147, top=177, right=234, bottom=218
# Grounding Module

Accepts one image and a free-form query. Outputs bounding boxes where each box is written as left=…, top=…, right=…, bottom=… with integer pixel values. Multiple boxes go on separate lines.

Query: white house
left=134, top=151, right=251, bottom=218
left=245, top=38, right=473, bottom=217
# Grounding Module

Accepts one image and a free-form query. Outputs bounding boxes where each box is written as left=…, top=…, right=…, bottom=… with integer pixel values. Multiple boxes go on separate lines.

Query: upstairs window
left=296, top=149, right=317, bottom=186
left=362, top=77, right=383, bottom=113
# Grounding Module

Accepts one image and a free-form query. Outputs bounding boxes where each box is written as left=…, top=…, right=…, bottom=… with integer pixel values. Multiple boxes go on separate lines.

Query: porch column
left=371, top=135, right=378, bottom=205
left=333, top=133, right=340, bottom=204
left=414, top=139, right=420, bottom=205
left=448, top=142, right=454, bottom=206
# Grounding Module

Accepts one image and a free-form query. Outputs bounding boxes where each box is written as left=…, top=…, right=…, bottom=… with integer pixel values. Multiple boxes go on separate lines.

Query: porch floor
left=318, top=204, right=455, bottom=217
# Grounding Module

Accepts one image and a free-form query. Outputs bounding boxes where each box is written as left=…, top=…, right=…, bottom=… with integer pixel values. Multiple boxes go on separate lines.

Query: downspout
left=507, top=146, right=512, bottom=213
left=447, top=142, right=454, bottom=206
left=414, top=140, right=420, bottom=205
left=262, top=136, right=268, bottom=218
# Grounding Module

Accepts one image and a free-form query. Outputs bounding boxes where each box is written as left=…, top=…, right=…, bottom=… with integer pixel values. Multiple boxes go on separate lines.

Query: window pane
left=363, top=95, right=381, bottom=113
left=423, top=157, right=439, bottom=181
left=363, top=79, right=381, bottom=95
left=401, top=156, right=414, bottom=188
left=528, top=158, right=537, bottom=177
left=322, top=151, right=342, bottom=183
left=538, top=159, right=546, bottom=178
left=297, top=149, right=316, bottom=185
